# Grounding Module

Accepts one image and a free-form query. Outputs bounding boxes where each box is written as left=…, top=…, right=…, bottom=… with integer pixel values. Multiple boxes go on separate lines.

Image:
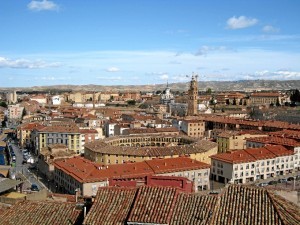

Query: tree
left=290, top=89, right=300, bottom=102
left=127, top=100, right=136, bottom=106
left=206, top=88, right=212, bottom=94
left=232, top=97, right=237, bottom=105
left=0, top=102, right=7, bottom=108
left=22, top=108, right=26, bottom=118
left=276, top=97, right=280, bottom=106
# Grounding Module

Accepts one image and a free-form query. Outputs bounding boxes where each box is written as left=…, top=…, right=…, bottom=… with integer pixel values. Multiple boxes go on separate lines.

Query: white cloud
left=171, top=75, right=190, bottom=82
left=0, top=56, right=61, bottom=69
left=106, top=67, right=120, bottom=72
left=226, top=16, right=258, bottom=29
left=159, top=74, right=169, bottom=80
left=97, top=76, right=122, bottom=81
left=146, top=72, right=168, bottom=76
left=262, top=25, right=280, bottom=33
left=251, top=70, right=300, bottom=80
left=28, top=0, right=59, bottom=12
left=195, top=45, right=230, bottom=56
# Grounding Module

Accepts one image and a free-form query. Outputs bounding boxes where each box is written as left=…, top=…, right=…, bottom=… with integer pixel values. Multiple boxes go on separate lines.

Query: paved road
left=9, top=142, right=45, bottom=191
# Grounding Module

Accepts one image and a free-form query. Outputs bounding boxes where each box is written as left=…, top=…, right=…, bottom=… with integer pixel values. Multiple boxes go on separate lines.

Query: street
left=9, top=142, right=46, bottom=192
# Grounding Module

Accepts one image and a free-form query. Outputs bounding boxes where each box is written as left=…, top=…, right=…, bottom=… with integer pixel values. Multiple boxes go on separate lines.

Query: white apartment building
left=246, top=136, right=300, bottom=171
left=211, top=145, right=296, bottom=184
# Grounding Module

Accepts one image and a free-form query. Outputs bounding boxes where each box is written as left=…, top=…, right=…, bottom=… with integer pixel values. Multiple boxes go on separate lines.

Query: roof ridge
left=266, top=190, right=300, bottom=225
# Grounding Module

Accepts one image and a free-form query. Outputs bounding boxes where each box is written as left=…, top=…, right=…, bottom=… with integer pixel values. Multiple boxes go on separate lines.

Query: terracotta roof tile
left=83, top=187, right=137, bottom=225
left=247, top=136, right=300, bottom=147
left=210, top=150, right=256, bottom=164
left=145, top=157, right=210, bottom=174
left=170, top=194, right=218, bottom=225
left=0, top=200, right=82, bottom=225
left=211, top=185, right=283, bottom=225
left=211, top=145, right=293, bottom=163
left=128, top=186, right=178, bottom=224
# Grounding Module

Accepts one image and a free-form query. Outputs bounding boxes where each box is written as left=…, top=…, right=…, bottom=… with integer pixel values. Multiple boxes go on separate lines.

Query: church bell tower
left=187, top=74, right=198, bottom=116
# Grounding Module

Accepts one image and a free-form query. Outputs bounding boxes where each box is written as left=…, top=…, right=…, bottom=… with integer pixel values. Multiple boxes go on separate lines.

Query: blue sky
left=0, top=0, right=300, bottom=87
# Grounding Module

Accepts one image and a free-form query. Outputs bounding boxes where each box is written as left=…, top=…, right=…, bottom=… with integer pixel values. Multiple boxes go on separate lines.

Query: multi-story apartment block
left=217, top=130, right=268, bottom=153
left=7, top=104, right=24, bottom=120
left=17, top=122, right=45, bottom=148
left=246, top=136, right=300, bottom=171
left=53, top=156, right=210, bottom=196
left=211, top=145, right=296, bottom=184
left=80, top=129, right=99, bottom=153
left=33, top=125, right=82, bottom=155
left=181, top=119, right=205, bottom=138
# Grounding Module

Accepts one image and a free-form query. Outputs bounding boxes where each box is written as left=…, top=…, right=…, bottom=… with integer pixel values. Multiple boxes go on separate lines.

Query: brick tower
left=187, top=74, right=198, bottom=116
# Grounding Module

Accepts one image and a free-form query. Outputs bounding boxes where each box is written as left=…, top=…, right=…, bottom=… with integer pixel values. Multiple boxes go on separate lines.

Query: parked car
left=257, top=182, right=268, bottom=187
left=278, top=178, right=288, bottom=183
left=30, top=184, right=39, bottom=192
left=268, top=180, right=278, bottom=185
left=287, top=177, right=295, bottom=181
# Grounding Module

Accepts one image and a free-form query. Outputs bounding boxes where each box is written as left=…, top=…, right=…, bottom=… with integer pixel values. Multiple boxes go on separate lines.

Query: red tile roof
left=201, top=115, right=300, bottom=130
left=145, top=157, right=210, bottom=174
left=270, top=129, right=300, bottom=141
left=83, top=187, right=137, bottom=225
left=127, top=186, right=178, bottom=224
left=40, top=125, right=80, bottom=133
left=211, top=145, right=293, bottom=163
left=250, top=92, right=280, bottom=97
left=170, top=193, right=218, bottom=224
left=247, top=136, right=300, bottom=147
left=210, top=150, right=256, bottom=164
left=211, top=185, right=283, bottom=225
left=79, top=129, right=98, bottom=134
left=83, top=185, right=300, bottom=225
left=0, top=200, right=82, bottom=225
left=54, top=156, right=210, bottom=184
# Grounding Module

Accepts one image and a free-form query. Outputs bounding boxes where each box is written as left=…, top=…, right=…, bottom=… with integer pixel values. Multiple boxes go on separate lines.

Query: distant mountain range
left=1, top=80, right=299, bottom=93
